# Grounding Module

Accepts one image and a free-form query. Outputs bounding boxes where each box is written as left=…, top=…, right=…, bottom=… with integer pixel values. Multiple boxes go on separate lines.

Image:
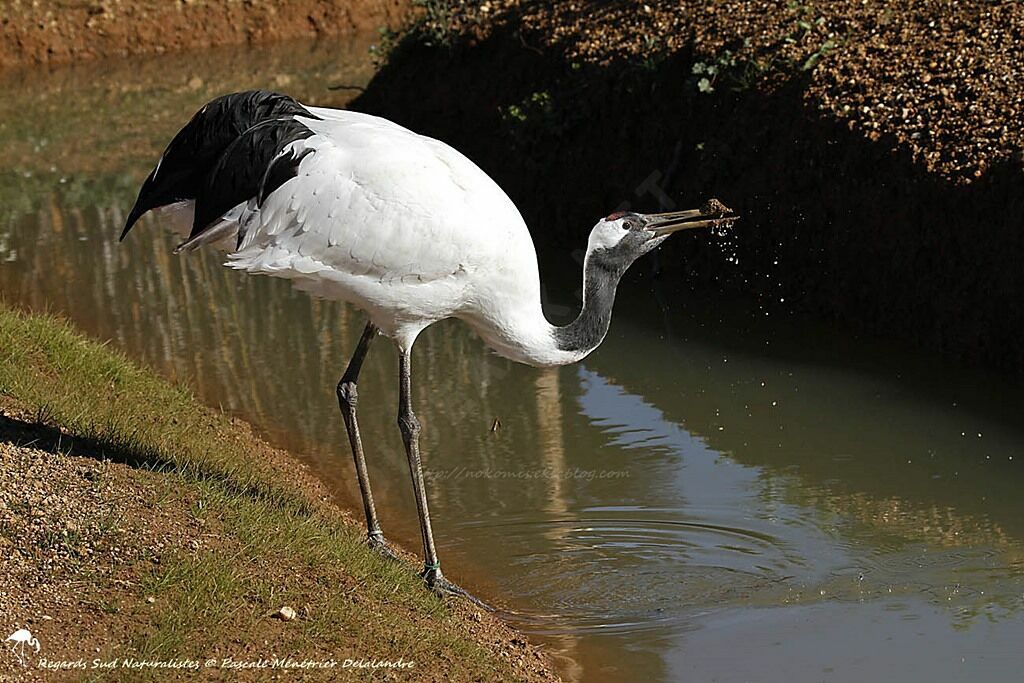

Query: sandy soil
left=0, top=0, right=408, bottom=71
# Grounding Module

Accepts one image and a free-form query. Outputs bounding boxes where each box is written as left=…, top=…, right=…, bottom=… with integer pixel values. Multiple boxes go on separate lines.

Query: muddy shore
left=0, top=0, right=407, bottom=70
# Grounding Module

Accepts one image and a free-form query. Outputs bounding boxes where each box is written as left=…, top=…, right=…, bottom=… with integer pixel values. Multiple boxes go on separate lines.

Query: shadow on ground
left=0, top=413, right=304, bottom=510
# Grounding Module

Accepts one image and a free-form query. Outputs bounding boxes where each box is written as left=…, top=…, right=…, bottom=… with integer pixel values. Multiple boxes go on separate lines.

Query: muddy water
left=2, top=37, right=1024, bottom=683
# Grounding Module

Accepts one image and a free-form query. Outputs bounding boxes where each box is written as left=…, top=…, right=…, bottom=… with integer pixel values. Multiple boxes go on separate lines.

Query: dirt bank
left=0, top=0, right=408, bottom=71
left=437, top=0, right=1024, bottom=185
left=351, top=2, right=1024, bottom=374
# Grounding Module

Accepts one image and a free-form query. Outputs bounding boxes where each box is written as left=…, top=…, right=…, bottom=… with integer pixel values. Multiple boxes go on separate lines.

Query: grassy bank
left=0, top=303, right=555, bottom=681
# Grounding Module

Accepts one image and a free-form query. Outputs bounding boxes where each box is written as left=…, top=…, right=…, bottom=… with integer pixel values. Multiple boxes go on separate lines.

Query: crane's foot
left=423, top=565, right=492, bottom=611
left=367, top=532, right=400, bottom=562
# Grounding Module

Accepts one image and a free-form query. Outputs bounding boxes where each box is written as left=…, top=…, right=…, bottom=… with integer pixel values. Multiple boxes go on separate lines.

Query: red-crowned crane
left=121, top=90, right=735, bottom=601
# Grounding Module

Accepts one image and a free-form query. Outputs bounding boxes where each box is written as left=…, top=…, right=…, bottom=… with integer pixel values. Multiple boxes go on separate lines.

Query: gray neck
left=553, top=250, right=624, bottom=355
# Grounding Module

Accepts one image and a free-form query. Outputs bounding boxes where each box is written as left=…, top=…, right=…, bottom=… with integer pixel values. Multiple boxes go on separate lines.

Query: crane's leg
left=397, top=350, right=489, bottom=607
left=337, top=322, right=396, bottom=559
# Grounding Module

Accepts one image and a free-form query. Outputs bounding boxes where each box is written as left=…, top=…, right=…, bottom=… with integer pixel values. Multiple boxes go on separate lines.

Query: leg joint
left=397, top=410, right=421, bottom=440
left=336, top=379, right=358, bottom=409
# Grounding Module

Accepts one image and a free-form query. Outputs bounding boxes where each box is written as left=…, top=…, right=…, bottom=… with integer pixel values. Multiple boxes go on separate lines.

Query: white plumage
left=230, top=111, right=549, bottom=362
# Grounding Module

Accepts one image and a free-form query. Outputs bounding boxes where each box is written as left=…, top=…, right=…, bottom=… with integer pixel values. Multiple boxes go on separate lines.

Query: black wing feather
left=190, top=117, right=315, bottom=239
left=120, top=90, right=319, bottom=240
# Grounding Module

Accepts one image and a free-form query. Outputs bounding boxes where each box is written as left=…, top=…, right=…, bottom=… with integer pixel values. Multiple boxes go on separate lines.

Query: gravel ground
left=0, top=410, right=209, bottom=680
left=455, top=0, right=1023, bottom=182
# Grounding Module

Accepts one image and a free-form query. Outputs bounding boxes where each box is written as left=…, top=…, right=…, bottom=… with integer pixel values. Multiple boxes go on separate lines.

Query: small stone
left=145, top=596, right=156, bottom=604
left=275, top=606, right=297, bottom=621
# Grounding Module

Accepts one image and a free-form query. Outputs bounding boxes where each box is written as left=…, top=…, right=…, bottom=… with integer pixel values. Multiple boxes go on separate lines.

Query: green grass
left=0, top=303, right=525, bottom=681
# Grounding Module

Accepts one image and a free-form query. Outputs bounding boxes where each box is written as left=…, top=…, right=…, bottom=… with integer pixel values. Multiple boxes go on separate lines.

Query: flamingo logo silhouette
left=5, top=628, right=40, bottom=666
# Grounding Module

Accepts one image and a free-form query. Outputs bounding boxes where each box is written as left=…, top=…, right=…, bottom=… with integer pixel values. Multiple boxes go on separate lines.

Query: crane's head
left=586, top=199, right=737, bottom=273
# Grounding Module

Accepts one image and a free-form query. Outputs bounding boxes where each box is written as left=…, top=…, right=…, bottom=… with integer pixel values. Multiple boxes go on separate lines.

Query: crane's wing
left=225, top=114, right=526, bottom=285
left=124, top=90, right=530, bottom=287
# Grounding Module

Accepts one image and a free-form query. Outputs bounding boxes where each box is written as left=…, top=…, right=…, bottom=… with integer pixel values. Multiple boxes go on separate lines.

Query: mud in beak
left=643, top=198, right=738, bottom=236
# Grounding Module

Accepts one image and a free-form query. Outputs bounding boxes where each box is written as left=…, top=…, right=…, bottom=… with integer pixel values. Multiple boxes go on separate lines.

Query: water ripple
left=459, top=510, right=800, bottom=635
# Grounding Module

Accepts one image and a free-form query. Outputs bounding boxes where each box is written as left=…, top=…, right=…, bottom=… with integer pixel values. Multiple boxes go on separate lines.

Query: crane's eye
left=622, top=220, right=635, bottom=230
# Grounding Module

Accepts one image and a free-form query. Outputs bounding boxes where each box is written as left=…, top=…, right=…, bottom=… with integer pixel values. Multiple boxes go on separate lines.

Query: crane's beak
left=642, top=200, right=738, bottom=236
